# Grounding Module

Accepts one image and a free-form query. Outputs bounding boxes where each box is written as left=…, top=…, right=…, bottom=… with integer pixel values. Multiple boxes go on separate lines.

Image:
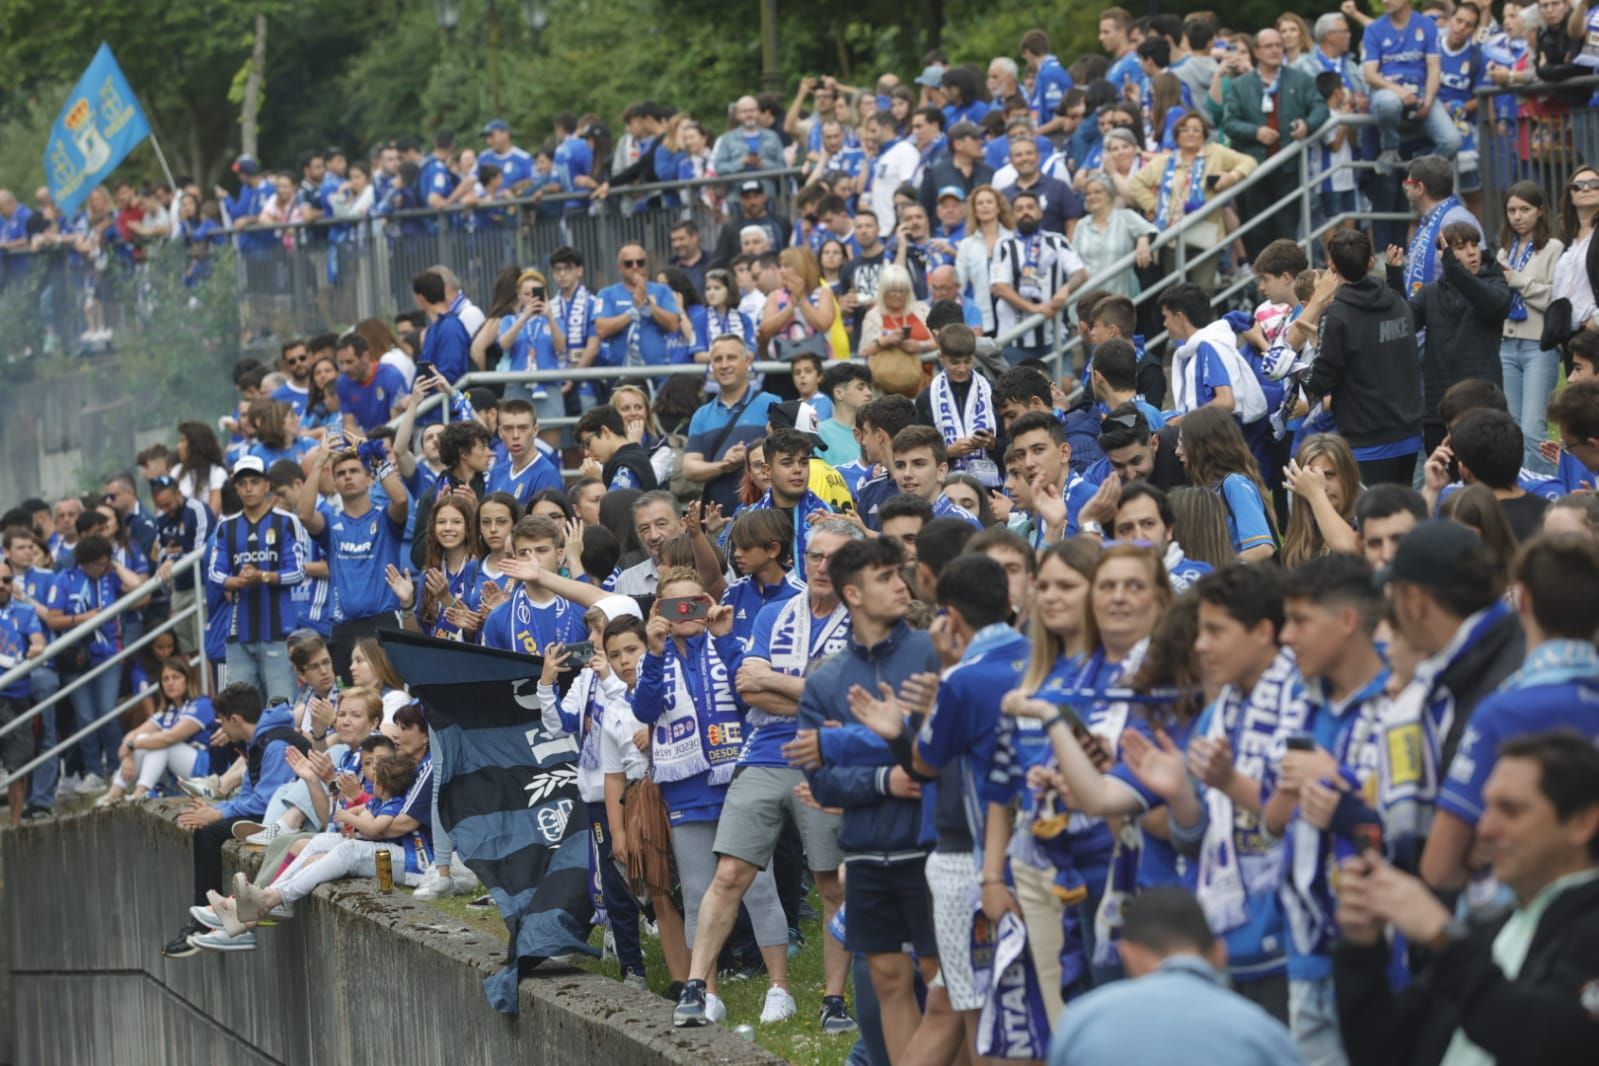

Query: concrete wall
left=0, top=803, right=781, bottom=1065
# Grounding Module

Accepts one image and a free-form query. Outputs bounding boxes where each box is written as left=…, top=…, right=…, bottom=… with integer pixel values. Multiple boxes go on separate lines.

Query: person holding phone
left=917, top=323, right=1001, bottom=489
left=629, top=569, right=789, bottom=1029
left=492, top=269, right=568, bottom=422
left=1128, top=112, right=1256, bottom=293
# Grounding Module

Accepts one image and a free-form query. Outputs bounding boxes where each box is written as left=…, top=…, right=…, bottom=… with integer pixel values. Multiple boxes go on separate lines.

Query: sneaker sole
left=821, top=1019, right=859, bottom=1034
left=672, top=1015, right=710, bottom=1028
left=189, top=936, right=256, bottom=952
left=162, top=944, right=201, bottom=959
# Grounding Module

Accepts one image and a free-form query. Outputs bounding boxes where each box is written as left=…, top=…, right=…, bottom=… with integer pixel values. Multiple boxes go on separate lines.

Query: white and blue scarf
left=930, top=370, right=999, bottom=487
left=1499, top=637, right=1599, bottom=693
left=1505, top=237, right=1539, bottom=321
left=974, top=912, right=1053, bottom=1060
left=1283, top=670, right=1388, bottom=964
left=555, top=285, right=592, bottom=357
left=1379, top=601, right=1510, bottom=866
left=1155, top=151, right=1207, bottom=230
left=1405, top=196, right=1461, bottom=295
left=649, top=635, right=743, bottom=787
left=705, top=307, right=749, bottom=348
left=1196, top=647, right=1305, bottom=934
left=750, top=593, right=850, bottom=734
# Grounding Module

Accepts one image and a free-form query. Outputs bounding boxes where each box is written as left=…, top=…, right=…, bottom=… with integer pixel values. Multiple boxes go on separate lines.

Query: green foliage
left=0, top=82, right=62, bottom=195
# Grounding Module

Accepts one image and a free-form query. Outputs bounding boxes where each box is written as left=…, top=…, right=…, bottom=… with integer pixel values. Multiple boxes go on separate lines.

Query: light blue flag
left=44, top=43, right=151, bottom=217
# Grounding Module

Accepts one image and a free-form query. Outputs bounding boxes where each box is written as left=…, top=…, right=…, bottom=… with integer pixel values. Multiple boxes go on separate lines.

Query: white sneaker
left=450, top=863, right=481, bottom=890
left=189, top=905, right=224, bottom=931
left=413, top=870, right=458, bottom=900
left=57, top=773, right=81, bottom=799
left=189, top=928, right=256, bottom=952
left=93, top=791, right=122, bottom=808
left=245, top=825, right=281, bottom=846
left=759, top=986, right=797, bottom=1024
left=78, top=772, right=106, bottom=794
left=706, top=992, right=727, bottom=1025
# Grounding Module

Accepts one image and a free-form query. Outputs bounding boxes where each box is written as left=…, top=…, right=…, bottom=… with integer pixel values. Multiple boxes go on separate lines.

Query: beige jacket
left=1500, top=238, right=1564, bottom=341
left=1127, top=143, right=1258, bottom=221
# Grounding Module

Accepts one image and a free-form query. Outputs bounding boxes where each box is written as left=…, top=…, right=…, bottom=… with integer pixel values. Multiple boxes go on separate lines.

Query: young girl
left=387, top=494, right=484, bottom=641
left=476, top=491, right=522, bottom=592
left=99, top=657, right=214, bottom=804
left=1281, top=433, right=1362, bottom=566
left=350, top=637, right=411, bottom=728
left=1178, top=406, right=1279, bottom=561
left=536, top=596, right=651, bottom=987
left=660, top=267, right=707, bottom=367
left=1497, top=180, right=1565, bottom=474
left=631, top=568, right=789, bottom=1022
left=698, top=269, right=754, bottom=369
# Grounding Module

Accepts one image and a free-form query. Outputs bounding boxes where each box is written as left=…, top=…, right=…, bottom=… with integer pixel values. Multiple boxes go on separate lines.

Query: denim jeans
left=66, top=663, right=123, bottom=780
left=1500, top=335, right=1559, bottom=475
left=1289, top=976, right=1349, bottom=1066
left=26, top=664, right=59, bottom=808
left=1370, top=90, right=1462, bottom=157
left=224, top=639, right=296, bottom=705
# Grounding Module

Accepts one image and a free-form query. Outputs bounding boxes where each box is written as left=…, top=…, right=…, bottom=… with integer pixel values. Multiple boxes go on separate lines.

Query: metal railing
left=0, top=546, right=210, bottom=791
left=1476, top=74, right=1599, bottom=246
left=0, top=167, right=803, bottom=354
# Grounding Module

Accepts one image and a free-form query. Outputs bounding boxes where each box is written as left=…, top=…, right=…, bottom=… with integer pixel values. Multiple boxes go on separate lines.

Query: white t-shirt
left=380, top=346, right=417, bottom=390
left=1321, top=118, right=1356, bottom=193
left=172, top=464, right=227, bottom=501
left=871, top=140, right=922, bottom=233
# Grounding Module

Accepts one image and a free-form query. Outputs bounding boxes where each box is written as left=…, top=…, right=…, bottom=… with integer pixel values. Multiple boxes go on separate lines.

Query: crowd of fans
left=4, top=4, right=1599, bottom=1065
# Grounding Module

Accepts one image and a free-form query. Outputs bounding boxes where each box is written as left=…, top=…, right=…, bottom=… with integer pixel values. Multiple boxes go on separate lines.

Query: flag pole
left=145, top=130, right=178, bottom=192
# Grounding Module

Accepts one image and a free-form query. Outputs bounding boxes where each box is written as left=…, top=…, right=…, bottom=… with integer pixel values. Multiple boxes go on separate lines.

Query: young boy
left=481, top=515, right=608, bottom=656
left=1538, top=335, right=1598, bottom=492
left=1241, top=240, right=1310, bottom=446
left=817, top=362, right=874, bottom=479
left=1265, top=554, right=1390, bottom=1063
left=575, top=405, right=659, bottom=492
left=721, top=510, right=801, bottom=645
left=889, top=425, right=982, bottom=528
left=1089, top=339, right=1164, bottom=430
left=487, top=398, right=563, bottom=505
left=1085, top=295, right=1164, bottom=410
left=789, top=352, right=834, bottom=421
left=750, top=428, right=836, bottom=579
left=1189, top=566, right=1304, bottom=1019
left=1313, top=73, right=1357, bottom=231
left=853, top=395, right=918, bottom=531
left=916, top=324, right=999, bottom=488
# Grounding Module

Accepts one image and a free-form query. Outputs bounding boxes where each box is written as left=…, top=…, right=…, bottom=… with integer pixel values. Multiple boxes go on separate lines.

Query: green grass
left=415, top=887, right=854, bottom=1066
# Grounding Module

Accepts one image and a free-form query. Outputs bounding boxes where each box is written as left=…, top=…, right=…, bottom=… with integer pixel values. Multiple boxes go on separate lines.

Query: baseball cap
left=738, top=179, right=765, bottom=195
left=947, top=120, right=983, bottom=143
left=147, top=475, right=178, bottom=492
left=1378, top=520, right=1484, bottom=589
left=231, top=456, right=268, bottom=481
left=769, top=400, right=824, bottom=448
left=231, top=154, right=261, bottom=177
left=466, top=386, right=498, bottom=412
left=480, top=118, right=511, bottom=136
left=324, top=145, right=345, bottom=158
left=937, top=184, right=967, bottom=202
left=916, top=64, right=947, bottom=89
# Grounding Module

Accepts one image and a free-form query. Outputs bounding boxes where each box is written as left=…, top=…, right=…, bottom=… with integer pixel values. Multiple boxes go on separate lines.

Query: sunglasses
left=1103, top=412, right=1141, bottom=430
left=621, top=257, right=647, bottom=267
left=1571, top=179, right=1599, bottom=192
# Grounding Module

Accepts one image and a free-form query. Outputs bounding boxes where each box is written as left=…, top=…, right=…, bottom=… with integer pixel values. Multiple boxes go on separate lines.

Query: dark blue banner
left=382, top=630, right=595, bottom=1014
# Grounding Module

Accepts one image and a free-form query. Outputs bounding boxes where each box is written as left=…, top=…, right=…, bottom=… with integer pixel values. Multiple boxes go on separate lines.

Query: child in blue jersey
left=385, top=493, right=483, bottom=642
left=102, top=657, right=215, bottom=803
left=1187, top=565, right=1306, bottom=1022
left=486, top=399, right=562, bottom=505
left=267, top=464, right=332, bottom=638
left=481, top=515, right=608, bottom=656
left=1179, top=406, right=1279, bottom=561
left=632, top=568, right=784, bottom=1029
left=720, top=509, right=802, bottom=645
left=1544, top=378, right=1599, bottom=494
left=1266, top=555, right=1390, bottom=1063
left=1429, top=535, right=1599, bottom=893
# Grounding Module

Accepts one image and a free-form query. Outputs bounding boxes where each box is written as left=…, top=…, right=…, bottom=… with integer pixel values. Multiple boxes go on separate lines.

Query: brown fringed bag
left=621, top=777, right=674, bottom=900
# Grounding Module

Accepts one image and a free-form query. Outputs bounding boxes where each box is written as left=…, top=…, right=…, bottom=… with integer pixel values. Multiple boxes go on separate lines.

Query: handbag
left=772, top=333, right=831, bottom=362
left=1540, top=296, right=1574, bottom=352
left=620, top=777, right=675, bottom=900
left=870, top=346, right=923, bottom=396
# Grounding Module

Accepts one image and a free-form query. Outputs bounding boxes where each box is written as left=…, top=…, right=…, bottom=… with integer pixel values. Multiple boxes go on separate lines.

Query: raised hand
left=899, top=672, right=941, bottom=716
left=847, top=681, right=906, bottom=741
left=1121, top=728, right=1189, bottom=801
left=384, top=564, right=415, bottom=607
left=479, top=579, right=509, bottom=611
left=1188, top=734, right=1236, bottom=789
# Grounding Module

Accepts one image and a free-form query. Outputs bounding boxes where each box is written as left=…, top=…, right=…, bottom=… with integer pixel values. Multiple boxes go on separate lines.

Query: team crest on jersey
left=265, top=527, right=276, bottom=546
left=369, top=520, right=377, bottom=536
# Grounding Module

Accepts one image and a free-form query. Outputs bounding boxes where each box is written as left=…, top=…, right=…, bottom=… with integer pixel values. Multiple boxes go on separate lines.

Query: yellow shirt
left=808, top=458, right=855, bottom=512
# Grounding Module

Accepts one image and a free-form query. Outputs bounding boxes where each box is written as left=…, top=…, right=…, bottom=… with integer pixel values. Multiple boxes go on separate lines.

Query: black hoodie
left=1389, top=251, right=1512, bottom=425
left=601, top=441, right=658, bottom=493
left=1306, top=275, right=1424, bottom=450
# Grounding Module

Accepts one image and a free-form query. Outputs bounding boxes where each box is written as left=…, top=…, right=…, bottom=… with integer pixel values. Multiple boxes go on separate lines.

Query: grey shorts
left=0, top=696, right=33, bottom=773
left=711, top=764, right=843, bottom=872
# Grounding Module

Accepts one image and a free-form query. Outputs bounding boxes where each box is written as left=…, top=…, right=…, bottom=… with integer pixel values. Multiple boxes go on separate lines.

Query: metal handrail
left=0, top=548, right=210, bottom=788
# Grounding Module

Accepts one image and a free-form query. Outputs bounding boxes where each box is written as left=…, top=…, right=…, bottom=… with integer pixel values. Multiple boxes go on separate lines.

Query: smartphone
left=530, top=286, right=545, bottom=301
left=1206, top=174, right=1221, bottom=190
left=562, top=640, right=596, bottom=662
left=416, top=360, right=436, bottom=380
left=1285, top=734, right=1316, bottom=752
left=658, top=595, right=710, bottom=622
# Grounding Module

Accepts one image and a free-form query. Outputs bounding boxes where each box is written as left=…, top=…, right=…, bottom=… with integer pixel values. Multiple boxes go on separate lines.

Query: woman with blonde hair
left=610, top=384, right=674, bottom=487
left=493, top=268, right=568, bottom=423
left=759, top=246, right=838, bottom=358
left=956, top=184, right=1014, bottom=334
left=858, top=264, right=935, bottom=395
left=1281, top=433, right=1362, bottom=566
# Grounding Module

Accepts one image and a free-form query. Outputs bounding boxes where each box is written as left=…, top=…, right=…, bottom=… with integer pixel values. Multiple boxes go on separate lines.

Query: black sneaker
left=661, top=980, right=685, bottom=1003
left=21, top=806, right=51, bottom=822
left=162, top=922, right=203, bottom=959
left=673, top=978, right=709, bottom=1027
left=819, top=995, right=858, bottom=1034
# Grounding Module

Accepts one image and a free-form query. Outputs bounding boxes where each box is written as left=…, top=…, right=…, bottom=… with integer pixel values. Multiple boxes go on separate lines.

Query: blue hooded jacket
left=218, top=700, right=300, bottom=819
left=803, top=619, right=942, bottom=859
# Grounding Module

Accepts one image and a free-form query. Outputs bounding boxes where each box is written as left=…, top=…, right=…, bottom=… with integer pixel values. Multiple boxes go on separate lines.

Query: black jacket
left=917, top=157, right=995, bottom=224
left=1334, top=875, right=1599, bottom=1066
left=601, top=441, right=658, bottom=493
left=1306, top=276, right=1424, bottom=449
left=1390, top=251, right=1513, bottom=424
left=1436, top=608, right=1524, bottom=770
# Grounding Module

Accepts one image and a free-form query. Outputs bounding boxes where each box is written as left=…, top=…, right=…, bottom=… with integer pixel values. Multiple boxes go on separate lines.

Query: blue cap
left=232, top=154, right=261, bottom=177
left=480, top=118, right=511, bottom=136
left=936, top=184, right=966, bottom=202
left=915, top=64, right=946, bottom=89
